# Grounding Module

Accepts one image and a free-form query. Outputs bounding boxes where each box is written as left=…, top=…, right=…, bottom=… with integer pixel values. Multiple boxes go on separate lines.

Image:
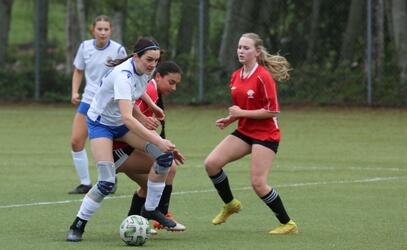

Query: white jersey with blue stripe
left=87, top=57, right=151, bottom=126
left=73, top=39, right=127, bottom=104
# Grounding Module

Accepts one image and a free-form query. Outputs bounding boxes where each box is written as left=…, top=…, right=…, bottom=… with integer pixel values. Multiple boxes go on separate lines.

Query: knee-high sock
left=144, top=180, right=165, bottom=211
left=209, top=170, right=234, bottom=204
left=261, top=189, right=290, bottom=224
left=72, top=149, right=91, bottom=185
left=158, top=185, right=172, bottom=214
left=128, top=192, right=146, bottom=216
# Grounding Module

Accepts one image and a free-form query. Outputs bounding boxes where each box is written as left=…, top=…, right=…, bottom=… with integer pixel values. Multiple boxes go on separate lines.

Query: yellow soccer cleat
left=212, top=199, right=241, bottom=225
left=269, top=220, right=298, bottom=235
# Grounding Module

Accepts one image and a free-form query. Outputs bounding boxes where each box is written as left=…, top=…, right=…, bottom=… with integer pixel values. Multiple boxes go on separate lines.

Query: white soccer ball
left=119, top=215, right=151, bottom=246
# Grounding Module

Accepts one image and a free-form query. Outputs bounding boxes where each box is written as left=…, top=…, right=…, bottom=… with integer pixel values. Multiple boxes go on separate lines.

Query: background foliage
left=1, top=0, right=406, bottom=106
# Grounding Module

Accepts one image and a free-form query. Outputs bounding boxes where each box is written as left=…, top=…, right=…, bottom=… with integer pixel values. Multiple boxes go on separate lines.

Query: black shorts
left=231, top=130, right=279, bottom=154
left=113, top=145, right=135, bottom=163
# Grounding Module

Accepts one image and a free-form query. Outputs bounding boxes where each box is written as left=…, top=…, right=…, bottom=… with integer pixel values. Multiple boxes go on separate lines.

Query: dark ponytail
left=106, top=37, right=160, bottom=67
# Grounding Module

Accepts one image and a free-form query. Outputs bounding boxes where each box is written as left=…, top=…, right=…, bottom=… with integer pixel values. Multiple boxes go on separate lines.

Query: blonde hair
left=241, top=33, right=291, bottom=81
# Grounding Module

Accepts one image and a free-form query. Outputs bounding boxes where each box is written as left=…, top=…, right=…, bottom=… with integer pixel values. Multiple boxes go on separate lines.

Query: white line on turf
left=0, top=176, right=405, bottom=209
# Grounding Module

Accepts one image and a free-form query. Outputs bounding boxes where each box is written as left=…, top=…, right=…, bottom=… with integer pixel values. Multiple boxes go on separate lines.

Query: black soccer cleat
left=66, top=228, right=84, bottom=242
left=141, top=207, right=186, bottom=231
left=68, top=184, right=92, bottom=194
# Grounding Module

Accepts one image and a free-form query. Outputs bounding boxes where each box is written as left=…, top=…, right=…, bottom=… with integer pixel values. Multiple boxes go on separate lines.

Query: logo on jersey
left=247, top=89, right=255, bottom=98
left=231, top=86, right=236, bottom=90
left=127, top=73, right=132, bottom=79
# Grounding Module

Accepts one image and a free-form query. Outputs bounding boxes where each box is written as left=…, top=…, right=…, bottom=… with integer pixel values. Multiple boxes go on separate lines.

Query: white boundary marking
left=0, top=176, right=405, bottom=209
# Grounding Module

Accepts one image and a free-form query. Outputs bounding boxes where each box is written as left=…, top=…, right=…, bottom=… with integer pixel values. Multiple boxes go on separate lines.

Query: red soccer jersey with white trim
left=113, top=79, right=159, bottom=150
left=230, top=64, right=281, bottom=142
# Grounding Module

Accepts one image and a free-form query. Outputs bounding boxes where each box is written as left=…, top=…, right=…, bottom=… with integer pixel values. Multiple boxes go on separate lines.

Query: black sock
left=210, top=170, right=234, bottom=204
left=70, top=217, right=87, bottom=232
left=158, top=185, right=172, bottom=215
left=128, top=192, right=146, bottom=216
left=261, top=189, right=290, bottom=224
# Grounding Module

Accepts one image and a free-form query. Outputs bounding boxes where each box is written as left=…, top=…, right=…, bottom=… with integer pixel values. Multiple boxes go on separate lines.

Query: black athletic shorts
left=231, top=130, right=279, bottom=154
left=113, top=145, right=135, bottom=163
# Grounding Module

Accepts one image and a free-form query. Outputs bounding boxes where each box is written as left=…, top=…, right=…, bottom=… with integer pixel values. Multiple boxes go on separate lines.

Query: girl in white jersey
left=67, top=37, right=184, bottom=242
left=69, top=15, right=127, bottom=194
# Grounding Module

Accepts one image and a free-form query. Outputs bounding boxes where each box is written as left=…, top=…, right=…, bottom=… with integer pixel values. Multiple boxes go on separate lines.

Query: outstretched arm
left=141, top=93, right=165, bottom=120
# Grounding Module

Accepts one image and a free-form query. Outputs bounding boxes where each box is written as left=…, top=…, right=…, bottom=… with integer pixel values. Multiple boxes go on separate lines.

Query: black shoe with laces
left=68, top=184, right=92, bottom=194
left=66, top=228, right=83, bottom=242
left=66, top=217, right=87, bottom=242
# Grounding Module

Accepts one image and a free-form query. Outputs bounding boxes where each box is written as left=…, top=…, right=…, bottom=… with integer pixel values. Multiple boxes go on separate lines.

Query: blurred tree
left=0, top=0, right=13, bottom=65
left=154, top=0, right=171, bottom=50
left=76, top=0, right=86, bottom=41
left=340, top=0, right=365, bottom=63
left=110, top=0, right=127, bottom=44
left=218, top=0, right=256, bottom=74
left=174, top=0, right=198, bottom=75
left=306, top=0, right=321, bottom=64
left=391, top=0, right=407, bottom=89
left=65, top=0, right=80, bottom=75
left=373, top=0, right=384, bottom=83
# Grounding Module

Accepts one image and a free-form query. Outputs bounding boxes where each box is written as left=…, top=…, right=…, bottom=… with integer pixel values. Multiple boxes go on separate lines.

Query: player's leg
left=69, top=107, right=91, bottom=194
left=204, top=133, right=251, bottom=225
left=250, top=143, right=297, bottom=235
left=116, top=149, right=152, bottom=216
left=152, top=162, right=184, bottom=230
left=67, top=137, right=115, bottom=241
left=119, top=132, right=185, bottom=231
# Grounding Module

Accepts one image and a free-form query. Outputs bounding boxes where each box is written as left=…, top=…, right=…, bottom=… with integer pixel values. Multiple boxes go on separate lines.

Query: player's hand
left=216, top=116, right=235, bottom=129
left=158, top=139, right=175, bottom=152
left=152, top=106, right=165, bottom=120
left=142, top=116, right=160, bottom=130
left=71, top=93, right=80, bottom=105
left=173, top=149, right=185, bottom=165
left=228, top=105, right=243, bottom=118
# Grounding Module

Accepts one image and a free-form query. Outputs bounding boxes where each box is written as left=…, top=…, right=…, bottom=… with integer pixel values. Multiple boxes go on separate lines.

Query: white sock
left=77, top=195, right=102, bottom=220
left=144, top=180, right=165, bottom=211
left=72, top=149, right=91, bottom=185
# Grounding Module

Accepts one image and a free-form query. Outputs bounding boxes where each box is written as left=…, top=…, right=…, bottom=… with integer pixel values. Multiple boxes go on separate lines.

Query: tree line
left=0, top=0, right=406, bottom=106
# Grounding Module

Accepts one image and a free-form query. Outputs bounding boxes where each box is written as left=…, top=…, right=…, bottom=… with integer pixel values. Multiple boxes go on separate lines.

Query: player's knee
left=97, top=180, right=115, bottom=195
left=156, top=152, right=173, bottom=168
left=96, top=161, right=116, bottom=195
left=71, top=138, right=85, bottom=151
left=204, top=156, right=220, bottom=174
left=251, top=177, right=267, bottom=194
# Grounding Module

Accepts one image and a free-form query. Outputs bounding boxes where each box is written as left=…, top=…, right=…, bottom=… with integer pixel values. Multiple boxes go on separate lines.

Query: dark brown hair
left=106, top=37, right=160, bottom=67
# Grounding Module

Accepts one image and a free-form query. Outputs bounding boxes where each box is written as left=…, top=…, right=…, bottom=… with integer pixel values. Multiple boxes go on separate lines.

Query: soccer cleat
left=68, top=184, right=92, bottom=194
left=152, top=212, right=186, bottom=231
left=141, top=207, right=186, bottom=232
left=269, top=220, right=298, bottom=235
left=66, top=228, right=84, bottom=242
left=212, top=199, right=241, bottom=225
left=150, top=228, right=158, bottom=236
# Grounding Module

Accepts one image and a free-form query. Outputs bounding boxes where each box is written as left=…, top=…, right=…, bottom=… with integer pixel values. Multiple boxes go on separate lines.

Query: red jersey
left=230, top=64, right=281, bottom=142
left=113, top=79, right=159, bottom=150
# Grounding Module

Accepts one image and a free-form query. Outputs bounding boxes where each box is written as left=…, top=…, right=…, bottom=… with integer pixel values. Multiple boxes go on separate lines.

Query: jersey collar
left=240, top=63, right=258, bottom=79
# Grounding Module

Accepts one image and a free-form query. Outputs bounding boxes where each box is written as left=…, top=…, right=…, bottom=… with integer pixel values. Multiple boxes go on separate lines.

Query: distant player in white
left=69, top=15, right=127, bottom=195
left=67, top=37, right=185, bottom=242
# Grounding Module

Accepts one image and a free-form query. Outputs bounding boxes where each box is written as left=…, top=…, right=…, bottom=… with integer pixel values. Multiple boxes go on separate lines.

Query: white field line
left=188, top=165, right=406, bottom=172
left=0, top=176, right=405, bottom=209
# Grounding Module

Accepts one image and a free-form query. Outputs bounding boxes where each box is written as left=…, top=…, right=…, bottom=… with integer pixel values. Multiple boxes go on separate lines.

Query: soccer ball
left=119, top=215, right=151, bottom=246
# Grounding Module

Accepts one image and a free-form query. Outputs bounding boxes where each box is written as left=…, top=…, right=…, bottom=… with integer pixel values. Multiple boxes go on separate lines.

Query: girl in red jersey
left=204, top=33, right=298, bottom=235
left=113, top=61, right=186, bottom=232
